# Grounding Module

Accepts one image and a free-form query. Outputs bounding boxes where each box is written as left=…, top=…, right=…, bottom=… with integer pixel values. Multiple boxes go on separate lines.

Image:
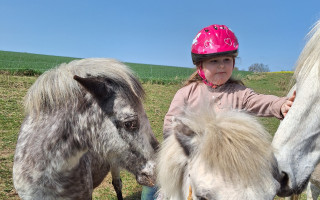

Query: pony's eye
left=123, top=120, right=138, bottom=132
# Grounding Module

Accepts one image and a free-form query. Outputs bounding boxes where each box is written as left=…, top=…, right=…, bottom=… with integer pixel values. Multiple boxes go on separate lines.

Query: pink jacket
left=163, top=82, right=287, bottom=139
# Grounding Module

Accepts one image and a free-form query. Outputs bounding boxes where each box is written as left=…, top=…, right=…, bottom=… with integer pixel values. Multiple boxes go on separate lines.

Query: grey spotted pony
left=13, top=58, right=159, bottom=200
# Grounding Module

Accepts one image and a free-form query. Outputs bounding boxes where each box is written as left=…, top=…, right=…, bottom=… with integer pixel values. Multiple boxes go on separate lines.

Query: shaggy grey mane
left=24, top=58, right=145, bottom=116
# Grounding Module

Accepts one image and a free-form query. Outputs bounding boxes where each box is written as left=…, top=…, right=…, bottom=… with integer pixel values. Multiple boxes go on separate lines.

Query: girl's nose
left=218, top=62, right=224, bottom=68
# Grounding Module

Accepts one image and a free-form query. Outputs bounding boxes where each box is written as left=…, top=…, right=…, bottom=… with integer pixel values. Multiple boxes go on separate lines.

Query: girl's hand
left=281, top=90, right=296, bottom=117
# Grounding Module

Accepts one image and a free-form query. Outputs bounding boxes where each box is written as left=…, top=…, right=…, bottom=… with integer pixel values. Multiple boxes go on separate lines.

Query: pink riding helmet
left=191, top=24, right=239, bottom=88
left=191, top=24, right=239, bottom=65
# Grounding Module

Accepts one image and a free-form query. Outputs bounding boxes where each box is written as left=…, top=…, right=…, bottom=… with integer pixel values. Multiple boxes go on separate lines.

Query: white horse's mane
left=157, top=104, right=276, bottom=197
left=294, top=20, right=320, bottom=83
left=24, top=58, right=144, bottom=116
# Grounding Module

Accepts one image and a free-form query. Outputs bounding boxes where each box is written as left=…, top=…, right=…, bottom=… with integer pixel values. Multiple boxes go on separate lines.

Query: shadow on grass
left=124, top=191, right=141, bottom=200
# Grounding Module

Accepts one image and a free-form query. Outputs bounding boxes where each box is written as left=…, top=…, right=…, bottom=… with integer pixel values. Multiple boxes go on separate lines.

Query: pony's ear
left=173, top=118, right=196, bottom=157
left=73, top=75, right=114, bottom=101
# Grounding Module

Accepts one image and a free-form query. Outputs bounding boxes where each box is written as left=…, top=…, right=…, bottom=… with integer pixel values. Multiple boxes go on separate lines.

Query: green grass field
left=0, top=50, right=195, bottom=83
left=0, top=51, right=307, bottom=200
left=0, top=50, right=251, bottom=84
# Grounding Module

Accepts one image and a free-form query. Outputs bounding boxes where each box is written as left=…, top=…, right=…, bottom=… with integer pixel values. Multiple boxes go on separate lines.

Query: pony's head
left=18, top=58, right=158, bottom=188
left=273, top=19, right=320, bottom=197
left=157, top=104, right=280, bottom=199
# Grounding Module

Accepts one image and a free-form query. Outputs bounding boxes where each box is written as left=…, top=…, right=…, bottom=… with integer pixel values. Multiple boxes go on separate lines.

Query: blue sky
left=1, top=0, right=320, bottom=71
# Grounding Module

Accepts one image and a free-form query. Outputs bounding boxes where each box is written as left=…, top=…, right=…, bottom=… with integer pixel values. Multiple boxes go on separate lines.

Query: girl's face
left=201, top=56, right=234, bottom=85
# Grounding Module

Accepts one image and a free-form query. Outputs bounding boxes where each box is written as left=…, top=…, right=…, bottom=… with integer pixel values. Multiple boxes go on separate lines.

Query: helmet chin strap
left=197, top=64, right=222, bottom=88
left=197, top=67, right=219, bottom=88
left=197, top=59, right=235, bottom=88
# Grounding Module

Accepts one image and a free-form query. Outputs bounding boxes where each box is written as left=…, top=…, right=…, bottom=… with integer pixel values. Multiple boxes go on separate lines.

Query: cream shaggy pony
left=156, top=103, right=280, bottom=200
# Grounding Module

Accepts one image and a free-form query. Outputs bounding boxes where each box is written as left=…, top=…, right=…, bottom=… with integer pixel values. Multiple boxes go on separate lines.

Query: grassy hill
left=0, top=50, right=252, bottom=84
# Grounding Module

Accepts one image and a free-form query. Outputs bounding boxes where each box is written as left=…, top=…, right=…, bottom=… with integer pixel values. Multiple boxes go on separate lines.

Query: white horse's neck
left=273, top=64, right=320, bottom=146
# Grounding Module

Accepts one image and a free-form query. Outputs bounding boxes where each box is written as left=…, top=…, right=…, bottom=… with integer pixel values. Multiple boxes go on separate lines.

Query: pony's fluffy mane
left=294, top=20, right=320, bottom=83
left=157, top=104, right=276, bottom=196
left=24, top=58, right=144, bottom=116
left=195, top=109, right=274, bottom=186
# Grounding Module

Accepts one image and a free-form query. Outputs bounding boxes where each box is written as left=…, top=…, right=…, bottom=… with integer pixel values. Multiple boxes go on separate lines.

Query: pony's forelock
left=199, top=110, right=274, bottom=186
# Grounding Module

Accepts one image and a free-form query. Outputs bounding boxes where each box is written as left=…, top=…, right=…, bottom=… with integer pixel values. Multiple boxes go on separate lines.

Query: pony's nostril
left=277, top=171, right=295, bottom=197
left=280, top=171, right=289, bottom=186
left=141, top=172, right=148, bottom=177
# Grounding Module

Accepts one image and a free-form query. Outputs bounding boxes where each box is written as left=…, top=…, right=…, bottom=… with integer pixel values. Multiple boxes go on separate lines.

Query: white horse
left=272, top=19, right=320, bottom=197
left=156, top=103, right=280, bottom=200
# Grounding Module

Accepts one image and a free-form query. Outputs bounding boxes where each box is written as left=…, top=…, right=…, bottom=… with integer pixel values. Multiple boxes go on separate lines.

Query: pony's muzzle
left=136, top=160, right=156, bottom=187
left=278, top=170, right=310, bottom=197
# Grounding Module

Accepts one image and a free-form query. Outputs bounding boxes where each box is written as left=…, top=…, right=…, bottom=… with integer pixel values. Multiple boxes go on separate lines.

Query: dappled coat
left=12, top=58, right=158, bottom=200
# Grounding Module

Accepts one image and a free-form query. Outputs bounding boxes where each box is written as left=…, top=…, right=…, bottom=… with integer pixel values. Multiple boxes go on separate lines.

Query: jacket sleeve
left=242, top=88, right=288, bottom=120
left=163, top=89, right=186, bottom=139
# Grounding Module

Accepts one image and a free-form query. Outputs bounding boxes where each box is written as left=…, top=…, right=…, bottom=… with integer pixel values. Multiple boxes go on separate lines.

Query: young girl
left=141, top=24, right=295, bottom=200
left=163, top=24, right=295, bottom=138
